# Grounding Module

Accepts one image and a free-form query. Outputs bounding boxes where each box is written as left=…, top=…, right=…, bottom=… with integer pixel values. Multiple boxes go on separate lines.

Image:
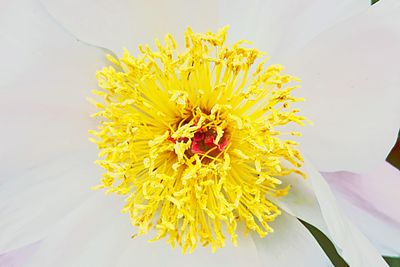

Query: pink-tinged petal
left=322, top=162, right=400, bottom=256
left=27, top=192, right=262, bottom=267
left=0, top=242, right=40, bottom=267
left=304, top=160, right=388, bottom=266
left=273, top=160, right=389, bottom=266
left=253, top=212, right=331, bottom=267
left=283, top=0, right=400, bottom=172
left=0, top=0, right=106, bottom=252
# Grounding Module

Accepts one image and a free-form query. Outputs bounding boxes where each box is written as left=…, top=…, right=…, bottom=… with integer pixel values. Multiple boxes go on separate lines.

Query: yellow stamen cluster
left=90, top=26, right=307, bottom=253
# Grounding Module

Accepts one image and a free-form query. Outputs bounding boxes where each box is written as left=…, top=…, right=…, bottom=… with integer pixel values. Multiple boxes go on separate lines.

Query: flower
left=1, top=0, right=399, bottom=266
left=90, top=26, right=309, bottom=252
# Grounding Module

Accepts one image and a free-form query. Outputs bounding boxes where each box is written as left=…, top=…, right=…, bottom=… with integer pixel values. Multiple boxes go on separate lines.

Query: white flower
left=0, top=0, right=399, bottom=266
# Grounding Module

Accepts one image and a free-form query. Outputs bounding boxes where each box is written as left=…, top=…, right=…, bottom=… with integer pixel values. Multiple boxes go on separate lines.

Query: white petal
left=323, top=162, right=400, bottom=257
left=40, top=0, right=219, bottom=55
left=41, top=0, right=369, bottom=59
left=252, top=211, right=332, bottom=267
left=26, top=193, right=132, bottom=267
left=304, top=159, right=389, bottom=267
left=283, top=0, right=400, bottom=172
left=271, top=173, right=329, bottom=236
left=0, top=0, right=107, bottom=252
left=27, top=192, right=262, bottom=267
left=0, top=155, right=97, bottom=253
left=116, top=235, right=261, bottom=267
left=219, top=0, right=369, bottom=61
left=271, top=160, right=389, bottom=266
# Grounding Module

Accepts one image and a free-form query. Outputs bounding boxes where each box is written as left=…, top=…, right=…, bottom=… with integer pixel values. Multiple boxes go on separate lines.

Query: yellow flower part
left=90, top=26, right=308, bottom=253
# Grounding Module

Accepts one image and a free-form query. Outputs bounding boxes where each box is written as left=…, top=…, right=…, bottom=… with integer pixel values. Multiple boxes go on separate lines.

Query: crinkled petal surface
left=0, top=0, right=107, bottom=252
left=283, top=0, right=400, bottom=172
left=323, top=162, right=400, bottom=257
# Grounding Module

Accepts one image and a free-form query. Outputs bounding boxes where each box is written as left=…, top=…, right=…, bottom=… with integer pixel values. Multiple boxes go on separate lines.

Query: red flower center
left=168, top=128, right=229, bottom=156
left=190, top=129, right=229, bottom=155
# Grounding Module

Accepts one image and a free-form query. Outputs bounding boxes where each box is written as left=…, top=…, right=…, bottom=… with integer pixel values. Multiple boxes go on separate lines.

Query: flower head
left=2, top=1, right=400, bottom=266
left=90, top=26, right=308, bottom=252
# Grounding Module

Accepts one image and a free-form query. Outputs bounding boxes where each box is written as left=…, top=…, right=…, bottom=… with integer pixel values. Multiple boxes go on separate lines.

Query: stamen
left=90, top=26, right=307, bottom=253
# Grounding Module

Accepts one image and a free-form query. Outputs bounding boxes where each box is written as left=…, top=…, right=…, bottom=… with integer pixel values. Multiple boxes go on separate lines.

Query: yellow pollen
left=90, top=26, right=308, bottom=253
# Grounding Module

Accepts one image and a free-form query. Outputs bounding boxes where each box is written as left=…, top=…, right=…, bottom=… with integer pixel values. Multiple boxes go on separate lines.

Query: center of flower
left=169, top=127, right=229, bottom=155
left=168, top=115, right=230, bottom=158
left=191, top=128, right=229, bottom=155
left=91, top=26, right=308, bottom=253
